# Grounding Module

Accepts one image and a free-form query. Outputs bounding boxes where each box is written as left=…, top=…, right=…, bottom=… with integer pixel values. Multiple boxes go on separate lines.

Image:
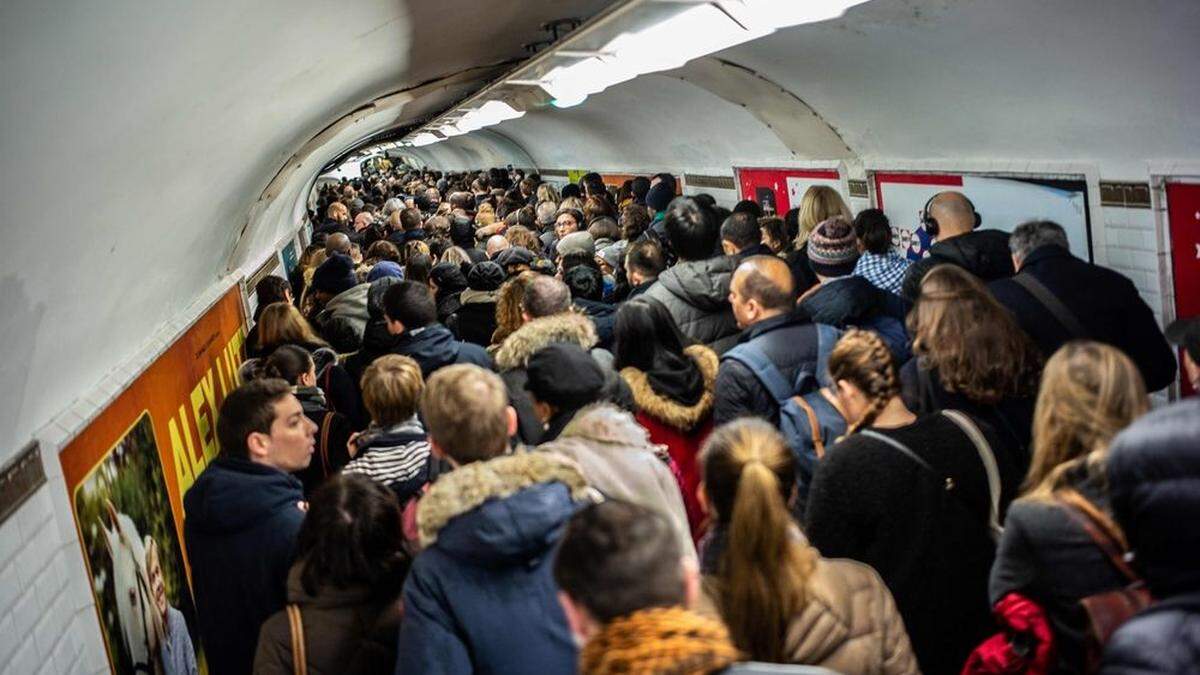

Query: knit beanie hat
left=807, top=217, right=860, bottom=277
left=557, top=231, right=596, bottom=259
left=645, top=181, right=675, bottom=213
left=367, top=260, right=403, bottom=282
left=466, top=261, right=505, bottom=292
left=311, top=253, right=358, bottom=295
left=525, top=343, right=605, bottom=410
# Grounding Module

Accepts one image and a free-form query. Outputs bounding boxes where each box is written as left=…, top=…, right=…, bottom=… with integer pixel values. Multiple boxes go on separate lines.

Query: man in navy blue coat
left=184, top=379, right=315, bottom=675
left=396, top=364, right=588, bottom=674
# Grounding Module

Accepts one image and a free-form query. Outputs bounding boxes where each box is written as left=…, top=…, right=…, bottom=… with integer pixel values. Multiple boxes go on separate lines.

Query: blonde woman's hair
left=827, top=329, right=900, bottom=438
left=439, top=246, right=472, bottom=268
left=796, top=185, right=851, bottom=247
left=1023, top=341, right=1148, bottom=502
left=701, top=418, right=818, bottom=662
left=361, top=355, right=425, bottom=427
left=536, top=183, right=560, bottom=203
left=257, top=302, right=328, bottom=351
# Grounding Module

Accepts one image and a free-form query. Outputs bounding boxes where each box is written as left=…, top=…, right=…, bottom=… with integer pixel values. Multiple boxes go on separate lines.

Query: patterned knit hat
left=807, top=217, right=860, bottom=277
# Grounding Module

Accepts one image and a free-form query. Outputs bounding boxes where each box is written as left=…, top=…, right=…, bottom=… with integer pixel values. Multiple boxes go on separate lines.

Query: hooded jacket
left=184, top=457, right=306, bottom=675
left=989, top=245, right=1176, bottom=392
left=800, top=276, right=911, bottom=363
left=396, top=453, right=594, bottom=675
left=538, top=405, right=696, bottom=563
left=622, top=344, right=718, bottom=541
left=315, top=282, right=371, bottom=352
left=389, top=323, right=493, bottom=378
left=643, top=255, right=740, bottom=354
left=900, top=228, right=1014, bottom=302
left=254, top=563, right=403, bottom=675
left=494, top=312, right=631, bottom=444
left=1100, top=399, right=1200, bottom=675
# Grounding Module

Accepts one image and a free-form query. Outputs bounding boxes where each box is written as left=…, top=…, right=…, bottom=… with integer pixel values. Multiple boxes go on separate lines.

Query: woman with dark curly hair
left=901, top=263, right=1042, bottom=468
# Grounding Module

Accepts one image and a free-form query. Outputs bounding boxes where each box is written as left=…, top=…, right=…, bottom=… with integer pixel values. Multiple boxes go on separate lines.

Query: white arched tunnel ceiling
left=1, top=0, right=1197, bottom=457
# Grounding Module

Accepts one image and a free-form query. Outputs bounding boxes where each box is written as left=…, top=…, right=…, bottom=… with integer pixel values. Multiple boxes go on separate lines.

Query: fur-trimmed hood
left=494, top=311, right=598, bottom=372
left=417, top=452, right=595, bottom=550
left=621, top=345, right=718, bottom=431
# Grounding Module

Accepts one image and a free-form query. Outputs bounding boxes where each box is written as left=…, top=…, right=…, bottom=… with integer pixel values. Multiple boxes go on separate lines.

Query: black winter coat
left=901, top=229, right=1015, bottom=301
left=785, top=244, right=820, bottom=296
left=445, top=290, right=498, bottom=347
left=989, top=465, right=1129, bottom=674
left=573, top=298, right=616, bottom=351
left=713, top=311, right=820, bottom=427
left=900, top=360, right=1036, bottom=470
left=184, top=458, right=305, bottom=675
left=990, top=245, right=1176, bottom=392
left=292, top=387, right=353, bottom=499
left=1100, top=398, right=1200, bottom=674
left=800, top=276, right=912, bottom=364
left=806, top=414, right=1023, bottom=675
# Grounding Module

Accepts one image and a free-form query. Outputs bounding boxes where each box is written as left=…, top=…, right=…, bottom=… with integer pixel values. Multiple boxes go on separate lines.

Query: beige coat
left=538, top=404, right=697, bottom=563
left=698, top=557, right=920, bottom=675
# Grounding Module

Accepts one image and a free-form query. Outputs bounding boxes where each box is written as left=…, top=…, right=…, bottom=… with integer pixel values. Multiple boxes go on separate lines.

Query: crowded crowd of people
left=183, top=163, right=1200, bottom=675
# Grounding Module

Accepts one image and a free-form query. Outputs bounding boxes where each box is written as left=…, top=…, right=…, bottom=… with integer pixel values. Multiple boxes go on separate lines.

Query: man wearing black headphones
left=899, top=190, right=1014, bottom=301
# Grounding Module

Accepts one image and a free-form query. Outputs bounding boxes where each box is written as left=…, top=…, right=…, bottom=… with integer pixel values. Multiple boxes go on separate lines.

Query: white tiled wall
left=1101, top=204, right=1167, bottom=324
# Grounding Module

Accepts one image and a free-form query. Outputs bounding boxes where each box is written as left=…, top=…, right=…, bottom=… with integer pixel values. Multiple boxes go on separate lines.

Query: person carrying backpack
left=717, top=255, right=846, bottom=515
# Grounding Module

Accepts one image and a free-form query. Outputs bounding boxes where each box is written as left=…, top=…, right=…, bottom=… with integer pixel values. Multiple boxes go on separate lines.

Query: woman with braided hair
left=806, top=329, right=1024, bottom=675
left=695, top=418, right=918, bottom=673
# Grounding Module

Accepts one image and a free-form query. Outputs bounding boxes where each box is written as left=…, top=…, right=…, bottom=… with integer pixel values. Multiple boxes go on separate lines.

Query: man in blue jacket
left=183, top=379, right=314, bottom=675
left=397, top=364, right=591, bottom=674
left=383, top=281, right=494, bottom=378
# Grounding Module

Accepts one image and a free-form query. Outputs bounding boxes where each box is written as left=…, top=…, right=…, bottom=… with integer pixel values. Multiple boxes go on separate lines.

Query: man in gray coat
left=643, top=197, right=740, bottom=354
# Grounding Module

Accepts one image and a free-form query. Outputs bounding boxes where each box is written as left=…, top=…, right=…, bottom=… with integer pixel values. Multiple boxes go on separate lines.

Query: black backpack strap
left=1012, top=273, right=1087, bottom=338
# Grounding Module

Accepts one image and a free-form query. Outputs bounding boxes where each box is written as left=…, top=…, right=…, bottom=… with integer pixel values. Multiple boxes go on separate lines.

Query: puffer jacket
left=538, top=404, right=696, bottom=563
left=314, top=282, right=372, bottom=352
left=494, top=312, right=631, bottom=444
left=900, top=228, right=1014, bottom=301
left=342, top=277, right=402, bottom=386
left=643, top=255, right=740, bottom=354
left=396, top=453, right=594, bottom=675
left=1100, top=399, right=1200, bottom=674
left=254, top=563, right=403, bottom=675
left=697, top=552, right=918, bottom=674
left=621, top=345, right=718, bottom=542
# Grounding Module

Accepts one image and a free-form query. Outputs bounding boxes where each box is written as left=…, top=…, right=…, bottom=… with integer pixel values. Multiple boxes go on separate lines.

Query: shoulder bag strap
left=1055, top=490, right=1141, bottom=583
left=320, top=365, right=337, bottom=411
left=319, top=411, right=335, bottom=476
left=859, top=430, right=955, bottom=492
left=941, top=410, right=1004, bottom=541
left=286, top=604, right=307, bottom=675
left=722, top=343, right=795, bottom=406
left=793, top=395, right=825, bottom=458
left=1012, top=273, right=1088, bottom=338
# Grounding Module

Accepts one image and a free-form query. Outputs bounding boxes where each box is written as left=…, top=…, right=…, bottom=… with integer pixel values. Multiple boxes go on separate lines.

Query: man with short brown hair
left=398, top=364, right=591, bottom=673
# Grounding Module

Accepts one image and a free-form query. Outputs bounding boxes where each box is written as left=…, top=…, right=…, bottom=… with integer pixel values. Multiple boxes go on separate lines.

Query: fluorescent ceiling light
left=411, top=132, right=441, bottom=147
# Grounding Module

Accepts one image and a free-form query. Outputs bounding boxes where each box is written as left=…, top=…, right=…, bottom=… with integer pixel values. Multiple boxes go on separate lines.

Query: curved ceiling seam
left=226, top=61, right=518, bottom=273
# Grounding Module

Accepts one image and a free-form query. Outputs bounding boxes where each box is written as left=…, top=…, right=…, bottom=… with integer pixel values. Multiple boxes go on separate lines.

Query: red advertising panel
left=736, top=167, right=842, bottom=217
left=1166, top=182, right=1200, bottom=396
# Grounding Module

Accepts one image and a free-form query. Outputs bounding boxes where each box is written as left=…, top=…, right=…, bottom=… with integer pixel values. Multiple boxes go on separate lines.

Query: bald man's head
left=926, top=191, right=978, bottom=240
left=729, top=255, right=796, bottom=328
left=486, top=234, right=511, bottom=259
left=325, top=232, right=351, bottom=257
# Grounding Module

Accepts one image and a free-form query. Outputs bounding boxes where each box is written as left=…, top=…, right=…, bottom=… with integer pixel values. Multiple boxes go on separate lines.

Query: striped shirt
left=342, top=417, right=431, bottom=500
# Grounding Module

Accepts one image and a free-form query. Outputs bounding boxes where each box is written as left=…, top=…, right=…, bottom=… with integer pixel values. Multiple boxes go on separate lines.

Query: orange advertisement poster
left=60, top=284, right=246, bottom=674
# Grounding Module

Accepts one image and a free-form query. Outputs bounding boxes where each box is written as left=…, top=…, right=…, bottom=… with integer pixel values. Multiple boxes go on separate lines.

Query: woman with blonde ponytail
left=806, top=330, right=1023, bottom=675
left=696, top=418, right=917, bottom=674
left=988, top=342, right=1148, bottom=673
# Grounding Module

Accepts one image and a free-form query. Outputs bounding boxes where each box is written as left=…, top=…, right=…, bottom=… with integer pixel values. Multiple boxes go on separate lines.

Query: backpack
left=721, top=324, right=843, bottom=477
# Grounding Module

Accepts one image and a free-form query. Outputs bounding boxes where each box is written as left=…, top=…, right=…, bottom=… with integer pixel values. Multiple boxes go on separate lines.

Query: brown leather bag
left=1055, top=490, right=1152, bottom=673
left=287, top=603, right=307, bottom=675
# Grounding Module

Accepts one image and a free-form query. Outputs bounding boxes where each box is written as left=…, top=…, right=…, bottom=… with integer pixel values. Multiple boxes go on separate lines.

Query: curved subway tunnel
left=1, top=0, right=1198, bottom=671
